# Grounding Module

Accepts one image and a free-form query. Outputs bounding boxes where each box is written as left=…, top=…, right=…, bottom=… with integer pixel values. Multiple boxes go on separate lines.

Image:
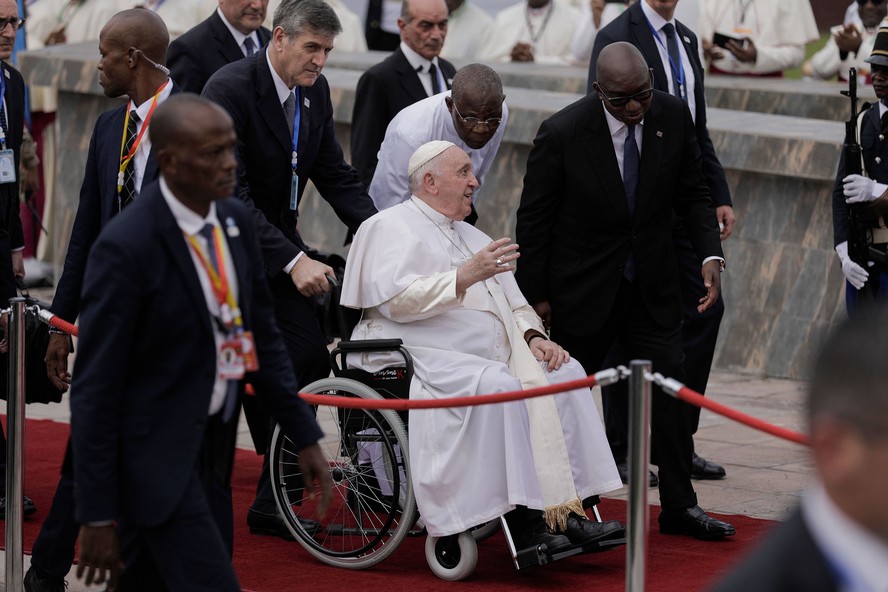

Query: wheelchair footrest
left=513, top=534, right=626, bottom=570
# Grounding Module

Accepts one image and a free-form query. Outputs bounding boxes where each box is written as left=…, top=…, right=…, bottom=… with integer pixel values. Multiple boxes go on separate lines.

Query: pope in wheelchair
left=341, top=141, right=625, bottom=555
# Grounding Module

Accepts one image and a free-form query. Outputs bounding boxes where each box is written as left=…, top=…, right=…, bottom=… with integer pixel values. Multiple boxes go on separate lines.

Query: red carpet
left=7, top=418, right=777, bottom=591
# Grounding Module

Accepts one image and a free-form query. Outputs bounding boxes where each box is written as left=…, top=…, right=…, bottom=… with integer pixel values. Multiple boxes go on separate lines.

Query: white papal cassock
left=341, top=197, right=621, bottom=537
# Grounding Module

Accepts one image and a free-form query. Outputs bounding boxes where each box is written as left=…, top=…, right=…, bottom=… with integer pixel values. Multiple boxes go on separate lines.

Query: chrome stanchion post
left=5, top=298, right=26, bottom=588
left=626, top=360, right=651, bottom=592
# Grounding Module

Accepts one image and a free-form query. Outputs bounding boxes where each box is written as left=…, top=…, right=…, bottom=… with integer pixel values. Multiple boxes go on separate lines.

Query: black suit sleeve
left=350, top=70, right=391, bottom=187
left=515, top=118, right=565, bottom=306
left=168, top=36, right=209, bottom=95
left=50, top=117, right=106, bottom=323
left=672, top=105, right=723, bottom=260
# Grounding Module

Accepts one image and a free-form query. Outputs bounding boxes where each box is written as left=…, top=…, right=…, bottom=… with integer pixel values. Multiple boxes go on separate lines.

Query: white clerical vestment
left=480, top=0, right=581, bottom=65
left=341, top=197, right=621, bottom=537
left=368, top=93, right=508, bottom=212
left=700, top=0, right=818, bottom=75
left=440, top=1, right=494, bottom=60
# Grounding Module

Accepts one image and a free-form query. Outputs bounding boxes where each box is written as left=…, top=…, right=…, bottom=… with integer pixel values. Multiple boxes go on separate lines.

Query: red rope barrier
left=674, top=385, right=809, bottom=446
left=248, top=374, right=600, bottom=410
left=35, top=303, right=807, bottom=446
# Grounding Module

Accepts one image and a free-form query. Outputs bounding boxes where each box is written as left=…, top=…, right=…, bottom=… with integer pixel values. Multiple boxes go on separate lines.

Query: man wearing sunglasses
left=367, top=63, right=508, bottom=219
left=517, top=41, right=734, bottom=540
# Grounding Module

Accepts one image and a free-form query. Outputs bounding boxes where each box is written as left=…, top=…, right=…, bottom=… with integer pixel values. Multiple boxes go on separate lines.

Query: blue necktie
left=244, top=36, right=256, bottom=57
left=623, top=124, right=639, bottom=281
left=662, top=23, right=683, bottom=100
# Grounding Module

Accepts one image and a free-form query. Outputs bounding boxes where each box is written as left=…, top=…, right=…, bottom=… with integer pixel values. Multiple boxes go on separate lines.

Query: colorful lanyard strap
left=185, top=225, right=244, bottom=334
left=116, top=80, right=168, bottom=203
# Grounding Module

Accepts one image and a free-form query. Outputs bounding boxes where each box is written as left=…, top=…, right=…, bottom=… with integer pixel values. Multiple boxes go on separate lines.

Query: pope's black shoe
left=658, top=505, right=736, bottom=540
left=248, top=508, right=320, bottom=540
left=560, top=513, right=625, bottom=546
left=511, top=521, right=573, bottom=554
left=691, top=453, right=727, bottom=480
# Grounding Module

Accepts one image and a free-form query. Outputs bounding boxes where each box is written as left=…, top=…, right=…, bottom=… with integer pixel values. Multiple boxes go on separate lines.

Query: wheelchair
left=269, top=333, right=625, bottom=580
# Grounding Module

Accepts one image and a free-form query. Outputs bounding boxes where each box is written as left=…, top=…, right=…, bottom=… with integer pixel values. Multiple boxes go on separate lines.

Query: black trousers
left=252, top=276, right=331, bottom=513
left=600, top=232, right=724, bottom=462
left=553, top=278, right=697, bottom=511
left=116, top=412, right=239, bottom=591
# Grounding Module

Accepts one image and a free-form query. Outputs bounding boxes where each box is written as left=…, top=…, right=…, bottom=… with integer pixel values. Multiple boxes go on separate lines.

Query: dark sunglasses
left=598, top=87, right=654, bottom=107
left=858, top=0, right=885, bottom=6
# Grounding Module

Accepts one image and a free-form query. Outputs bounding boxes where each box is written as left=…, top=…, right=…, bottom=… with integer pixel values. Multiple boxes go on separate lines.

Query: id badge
left=240, top=331, right=260, bottom=372
left=219, top=339, right=246, bottom=380
left=289, top=172, right=299, bottom=210
left=0, top=149, right=16, bottom=184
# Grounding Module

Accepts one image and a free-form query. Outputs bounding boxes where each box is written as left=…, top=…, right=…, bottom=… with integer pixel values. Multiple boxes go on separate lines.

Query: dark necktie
left=121, top=111, right=140, bottom=208
left=428, top=62, right=441, bottom=95
left=283, top=92, right=296, bottom=137
left=662, top=23, right=683, bottom=99
left=881, top=110, right=888, bottom=133
left=198, top=223, right=239, bottom=422
left=623, top=124, right=639, bottom=281
left=244, top=36, right=256, bottom=57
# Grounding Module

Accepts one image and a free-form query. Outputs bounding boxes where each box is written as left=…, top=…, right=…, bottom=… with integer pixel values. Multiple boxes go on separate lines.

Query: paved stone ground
left=0, top=365, right=812, bottom=591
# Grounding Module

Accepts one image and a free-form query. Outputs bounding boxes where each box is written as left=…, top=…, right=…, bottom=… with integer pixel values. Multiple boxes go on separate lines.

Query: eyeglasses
left=452, top=102, right=502, bottom=130
left=858, top=0, right=885, bottom=5
left=597, top=86, right=654, bottom=107
left=0, top=17, right=24, bottom=31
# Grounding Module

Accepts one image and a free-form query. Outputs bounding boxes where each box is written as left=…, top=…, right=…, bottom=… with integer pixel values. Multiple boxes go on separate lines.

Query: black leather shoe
left=511, top=521, right=573, bottom=553
left=24, top=565, right=66, bottom=592
left=561, top=514, right=625, bottom=546
left=691, top=453, right=727, bottom=480
left=247, top=508, right=319, bottom=540
left=0, top=495, right=38, bottom=519
left=658, top=505, right=736, bottom=540
left=616, top=460, right=658, bottom=487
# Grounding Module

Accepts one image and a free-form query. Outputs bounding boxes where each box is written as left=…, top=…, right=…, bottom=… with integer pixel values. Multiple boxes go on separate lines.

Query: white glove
left=843, top=174, right=888, bottom=203
left=836, top=241, right=869, bottom=289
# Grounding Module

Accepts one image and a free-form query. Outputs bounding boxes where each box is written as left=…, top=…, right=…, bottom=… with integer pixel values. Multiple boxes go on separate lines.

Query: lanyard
left=645, top=18, right=686, bottom=101
left=185, top=226, right=244, bottom=333
left=116, top=80, right=168, bottom=203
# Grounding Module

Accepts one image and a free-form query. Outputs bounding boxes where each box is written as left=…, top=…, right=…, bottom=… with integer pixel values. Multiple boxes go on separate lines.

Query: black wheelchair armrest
left=336, top=338, right=404, bottom=352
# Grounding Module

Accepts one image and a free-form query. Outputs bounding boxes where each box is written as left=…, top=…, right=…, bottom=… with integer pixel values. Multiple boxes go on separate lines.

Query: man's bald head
left=102, top=8, right=169, bottom=67
left=151, top=94, right=238, bottom=213
left=592, top=42, right=654, bottom=126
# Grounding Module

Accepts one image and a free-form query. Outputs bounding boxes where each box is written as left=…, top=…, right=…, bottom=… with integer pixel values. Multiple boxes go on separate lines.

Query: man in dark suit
left=712, top=305, right=888, bottom=592
left=25, top=9, right=175, bottom=592
left=168, top=0, right=272, bottom=94
left=202, top=0, right=376, bottom=539
left=351, top=0, right=455, bottom=189
left=0, top=0, right=30, bottom=521
left=71, top=93, right=331, bottom=591
left=589, top=0, right=735, bottom=484
left=516, top=41, right=734, bottom=540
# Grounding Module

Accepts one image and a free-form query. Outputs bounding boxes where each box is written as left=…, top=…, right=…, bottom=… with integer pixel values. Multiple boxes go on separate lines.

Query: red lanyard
left=116, top=80, right=168, bottom=196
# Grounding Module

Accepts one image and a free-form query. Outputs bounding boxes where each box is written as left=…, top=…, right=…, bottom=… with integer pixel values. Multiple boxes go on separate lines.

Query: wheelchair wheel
left=270, top=377, right=417, bottom=570
left=425, top=531, right=478, bottom=581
